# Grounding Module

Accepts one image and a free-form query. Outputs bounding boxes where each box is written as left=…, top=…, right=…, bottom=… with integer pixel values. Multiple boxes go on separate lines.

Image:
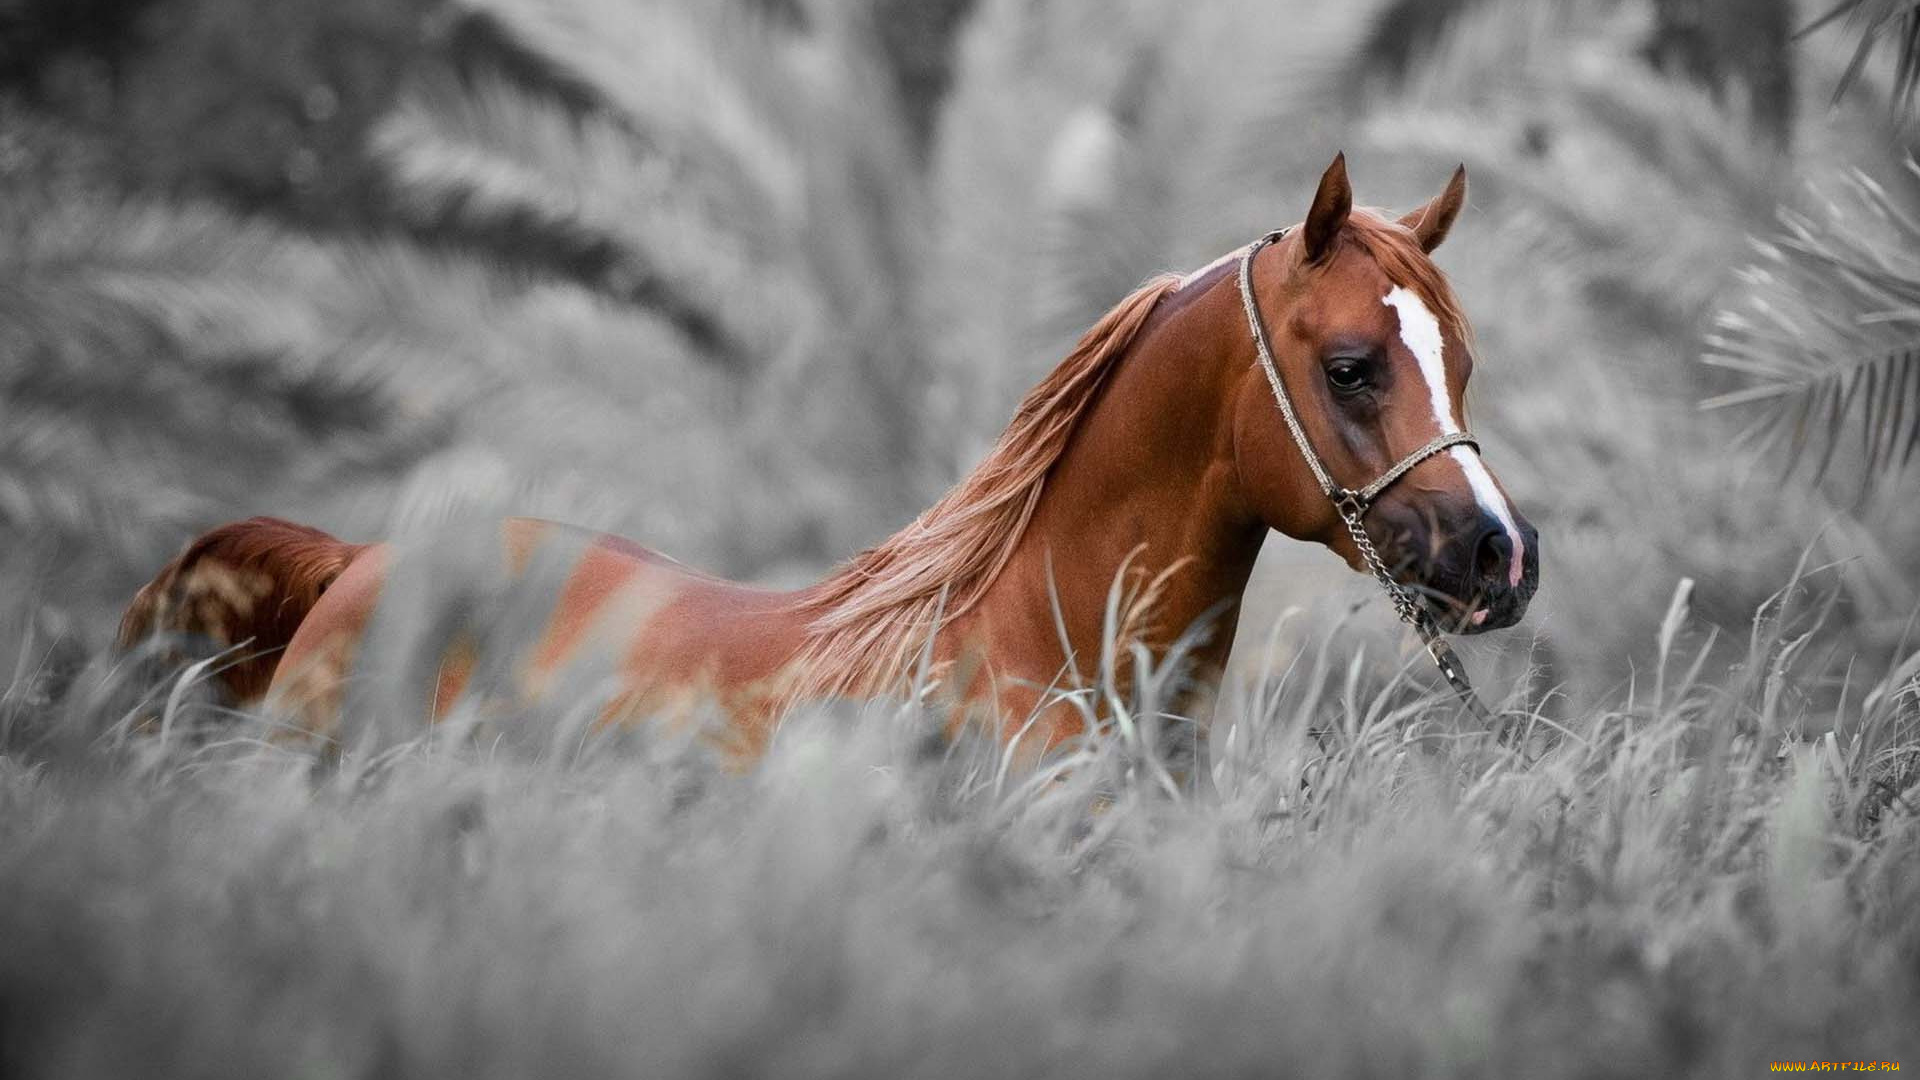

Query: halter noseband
left=1236, top=228, right=1479, bottom=520
left=1236, top=227, right=1495, bottom=721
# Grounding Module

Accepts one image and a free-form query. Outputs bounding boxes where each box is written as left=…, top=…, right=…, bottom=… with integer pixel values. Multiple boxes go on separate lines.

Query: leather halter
left=1236, top=227, right=1496, bottom=722
left=1236, top=228, right=1479, bottom=521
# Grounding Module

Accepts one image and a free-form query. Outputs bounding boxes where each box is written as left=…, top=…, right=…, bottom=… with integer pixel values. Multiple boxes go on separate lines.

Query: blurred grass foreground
left=4, top=0, right=1920, bottom=1075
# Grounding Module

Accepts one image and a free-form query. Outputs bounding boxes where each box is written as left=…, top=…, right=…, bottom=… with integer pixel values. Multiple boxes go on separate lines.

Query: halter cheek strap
left=1237, top=227, right=1495, bottom=722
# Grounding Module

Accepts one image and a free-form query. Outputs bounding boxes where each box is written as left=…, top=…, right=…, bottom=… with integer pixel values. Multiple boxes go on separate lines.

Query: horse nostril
left=1473, top=526, right=1512, bottom=588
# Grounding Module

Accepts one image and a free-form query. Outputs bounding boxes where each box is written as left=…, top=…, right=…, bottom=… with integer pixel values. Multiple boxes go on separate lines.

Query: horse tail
left=119, top=517, right=362, bottom=702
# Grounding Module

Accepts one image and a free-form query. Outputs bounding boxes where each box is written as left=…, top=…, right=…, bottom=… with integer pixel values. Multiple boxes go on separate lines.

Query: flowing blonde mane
left=790, top=273, right=1184, bottom=698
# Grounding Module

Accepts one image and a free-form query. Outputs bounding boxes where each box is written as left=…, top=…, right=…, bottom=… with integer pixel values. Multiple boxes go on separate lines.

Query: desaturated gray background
left=2, top=2, right=1919, bottom=1077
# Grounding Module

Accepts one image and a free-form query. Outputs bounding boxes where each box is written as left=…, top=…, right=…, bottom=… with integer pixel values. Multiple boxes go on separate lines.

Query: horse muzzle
left=1374, top=502, right=1539, bottom=635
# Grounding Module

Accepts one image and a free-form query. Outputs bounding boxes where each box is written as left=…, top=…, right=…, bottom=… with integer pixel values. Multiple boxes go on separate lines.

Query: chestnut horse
left=121, top=155, right=1539, bottom=757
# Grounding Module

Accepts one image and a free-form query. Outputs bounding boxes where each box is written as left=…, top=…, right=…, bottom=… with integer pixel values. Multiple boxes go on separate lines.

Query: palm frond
left=0, top=183, right=503, bottom=586
left=371, top=0, right=934, bottom=540
left=1363, top=0, right=1785, bottom=343
left=460, top=0, right=809, bottom=220
left=372, top=71, right=810, bottom=368
left=1352, top=0, right=1494, bottom=85
left=1704, top=162, right=1920, bottom=486
left=1802, top=0, right=1920, bottom=110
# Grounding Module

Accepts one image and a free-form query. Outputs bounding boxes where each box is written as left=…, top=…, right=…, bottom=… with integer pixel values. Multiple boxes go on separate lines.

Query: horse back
left=266, top=518, right=811, bottom=746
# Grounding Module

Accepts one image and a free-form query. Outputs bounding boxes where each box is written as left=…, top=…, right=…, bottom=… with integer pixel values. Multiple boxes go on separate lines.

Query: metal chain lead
left=1335, top=494, right=1495, bottom=724
left=1240, top=230, right=1497, bottom=725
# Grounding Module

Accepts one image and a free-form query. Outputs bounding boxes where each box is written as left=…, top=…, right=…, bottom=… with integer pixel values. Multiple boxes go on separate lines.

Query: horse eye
left=1325, top=358, right=1370, bottom=395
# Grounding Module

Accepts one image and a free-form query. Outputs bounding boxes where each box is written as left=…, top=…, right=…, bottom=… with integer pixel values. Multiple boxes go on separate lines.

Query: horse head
left=1233, top=154, right=1539, bottom=633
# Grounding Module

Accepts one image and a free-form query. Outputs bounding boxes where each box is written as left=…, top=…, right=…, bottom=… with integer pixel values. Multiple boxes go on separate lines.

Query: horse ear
left=1398, top=164, right=1467, bottom=253
left=1301, top=152, right=1352, bottom=264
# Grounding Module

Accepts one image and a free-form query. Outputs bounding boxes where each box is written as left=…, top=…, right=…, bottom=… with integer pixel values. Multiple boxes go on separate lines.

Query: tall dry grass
left=1, top=549, right=1916, bottom=1077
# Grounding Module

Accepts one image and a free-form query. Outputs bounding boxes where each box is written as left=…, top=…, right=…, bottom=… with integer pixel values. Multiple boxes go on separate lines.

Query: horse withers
left=121, top=154, right=1539, bottom=757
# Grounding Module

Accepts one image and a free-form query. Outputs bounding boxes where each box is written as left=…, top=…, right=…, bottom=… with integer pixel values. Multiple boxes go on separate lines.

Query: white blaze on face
left=1381, top=286, right=1526, bottom=589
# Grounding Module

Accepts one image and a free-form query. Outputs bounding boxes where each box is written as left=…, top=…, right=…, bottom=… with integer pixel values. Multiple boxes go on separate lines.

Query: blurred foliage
left=0, top=0, right=158, bottom=95
left=873, top=0, right=977, bottom=156
left=0, top=132, right=454, bottom=570
left=2, top=0, right=438, bottom=228
left=1644, top=0, right=1796, bottom=141
left=1807, top=0, right=1920, bottom=109
left=0, top=0, right=975, bottom=229
left=1361, top=0, right=1797, bottom=141
left=369, top=0, right=936, bottom=576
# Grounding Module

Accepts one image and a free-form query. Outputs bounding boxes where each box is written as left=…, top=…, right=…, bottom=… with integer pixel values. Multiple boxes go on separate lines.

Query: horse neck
left=965, top=271, right=1267, bottom=679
